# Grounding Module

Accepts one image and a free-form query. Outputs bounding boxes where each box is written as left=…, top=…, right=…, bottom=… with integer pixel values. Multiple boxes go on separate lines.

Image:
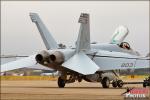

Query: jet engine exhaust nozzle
left=35, top=50, right=50, bottom=63
left=49, top=51, right=64, bottom=64
left=49, top=54, right=56, bottom=62
left=35, top=54, right=43, bottom=62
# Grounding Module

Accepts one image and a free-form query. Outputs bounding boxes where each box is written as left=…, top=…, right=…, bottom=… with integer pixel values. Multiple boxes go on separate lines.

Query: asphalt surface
left=0, top=80, right=149, bottom=100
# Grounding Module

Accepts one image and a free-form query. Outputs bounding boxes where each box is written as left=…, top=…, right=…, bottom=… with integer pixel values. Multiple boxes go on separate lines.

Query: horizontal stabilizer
left=1, top=55, right=53, bottom=72
left=62, top=52, right=99, bottom=75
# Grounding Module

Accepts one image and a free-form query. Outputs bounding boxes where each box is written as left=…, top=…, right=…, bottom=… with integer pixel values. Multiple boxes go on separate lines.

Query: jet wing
left=1, top=55, right=53, bottom=72
left=25, top=64, right=54, bottom=71
left=92, top=51, right=150, bottom=70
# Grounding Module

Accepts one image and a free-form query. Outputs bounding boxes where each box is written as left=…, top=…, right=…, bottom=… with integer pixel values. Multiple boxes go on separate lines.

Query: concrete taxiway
left=0, top=80, right=148, bottom=100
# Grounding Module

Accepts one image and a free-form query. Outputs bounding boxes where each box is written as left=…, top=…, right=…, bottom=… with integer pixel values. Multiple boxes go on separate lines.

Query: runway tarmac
left=0, top=80, right=148, bottom=100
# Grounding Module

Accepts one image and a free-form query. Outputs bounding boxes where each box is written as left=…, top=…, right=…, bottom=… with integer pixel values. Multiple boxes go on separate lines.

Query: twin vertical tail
left=30, top=13, right=58, bottom=50
left=30, top=12, right=90, bottom=51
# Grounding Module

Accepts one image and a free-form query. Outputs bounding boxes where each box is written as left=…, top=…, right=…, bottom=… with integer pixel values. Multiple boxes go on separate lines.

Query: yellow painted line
left=121, top=75, right=149, bottom=79
left=1, top=75, right=149, bottom=80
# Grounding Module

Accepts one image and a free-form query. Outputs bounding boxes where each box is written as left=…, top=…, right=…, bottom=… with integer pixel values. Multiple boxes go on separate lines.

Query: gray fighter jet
left=1, top=13, right=149, bottom=88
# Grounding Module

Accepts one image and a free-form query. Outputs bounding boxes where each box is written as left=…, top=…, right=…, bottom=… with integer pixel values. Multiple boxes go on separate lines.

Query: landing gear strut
left=58, top=77, right=66, bottom=88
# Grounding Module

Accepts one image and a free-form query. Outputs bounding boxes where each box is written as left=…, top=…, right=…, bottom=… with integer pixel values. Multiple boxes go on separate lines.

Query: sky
left=1, top=1, right=149, bottom=56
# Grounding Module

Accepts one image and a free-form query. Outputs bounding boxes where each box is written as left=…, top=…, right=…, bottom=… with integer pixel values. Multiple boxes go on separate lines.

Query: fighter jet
left=1, top=13, right=149, bottom=88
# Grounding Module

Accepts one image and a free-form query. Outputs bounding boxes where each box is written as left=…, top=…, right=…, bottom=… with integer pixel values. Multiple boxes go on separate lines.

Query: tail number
left=121, top=63, right=134, bottom=67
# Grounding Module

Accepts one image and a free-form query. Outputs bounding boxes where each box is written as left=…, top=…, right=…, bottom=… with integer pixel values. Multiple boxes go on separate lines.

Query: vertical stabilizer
left=30, top=13, right=58, bottom=49
left=110, top=26, right=129, bottom=44
left=76, top=13, right=90, bottom=53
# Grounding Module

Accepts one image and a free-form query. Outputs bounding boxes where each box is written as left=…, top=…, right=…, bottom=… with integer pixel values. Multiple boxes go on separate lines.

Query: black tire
left=117, top=80, right=123, bottom=88
left=112, top=81, right=117, bottom=88
left=143, top=82, right=147, bottom=88
left=101, top=77, right=110, bottom=88
left=58, top=77, right=65, bottom=88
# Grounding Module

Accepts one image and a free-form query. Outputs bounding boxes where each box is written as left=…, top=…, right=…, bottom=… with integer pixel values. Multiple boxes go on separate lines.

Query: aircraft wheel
left=101, top=77, right=110, bottom=88
left=78, top=78, right=82, bottom=82
left=112, top=81, right=117, bottom=88
left=143, top=82, right=147, bottom=88
left=58, top=77, right=65, bottom=88
left=117, top=80, right=123, bottom=88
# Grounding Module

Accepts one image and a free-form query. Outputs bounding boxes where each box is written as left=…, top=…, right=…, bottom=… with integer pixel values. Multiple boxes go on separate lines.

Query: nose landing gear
left=112, top=81, right=117, bottom=88
left=117, top=80, right=123, bottom=88
left=112, top=80, right=123, bottom=88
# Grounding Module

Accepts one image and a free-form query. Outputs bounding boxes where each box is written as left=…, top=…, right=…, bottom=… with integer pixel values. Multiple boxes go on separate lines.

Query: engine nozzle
left=49, top=51, right=64, bottom=64
left=35, top=54, right=43, bottom=62
left=35, top=50, right=50, bottom=63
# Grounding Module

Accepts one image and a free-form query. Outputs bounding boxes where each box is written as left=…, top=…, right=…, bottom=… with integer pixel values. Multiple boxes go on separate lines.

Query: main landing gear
left=101, top=77, right=110, bottom=88
left=58, top=75, right=124, bottom=88
left=58, top=77, right=66, bottom=88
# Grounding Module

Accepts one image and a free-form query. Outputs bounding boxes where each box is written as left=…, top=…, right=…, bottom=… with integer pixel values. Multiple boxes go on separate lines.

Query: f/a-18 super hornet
left=1, top=13, right=149, bottom=88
